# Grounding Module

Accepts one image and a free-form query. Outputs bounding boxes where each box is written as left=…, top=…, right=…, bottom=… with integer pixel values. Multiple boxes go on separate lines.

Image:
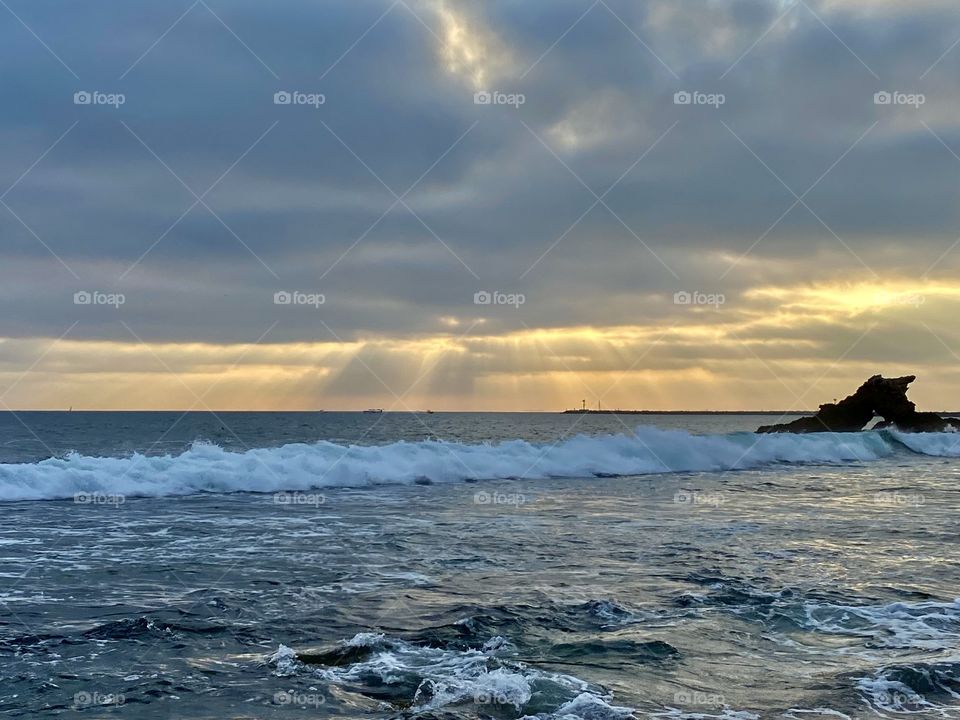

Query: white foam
left=293, top=635, right=602, bottom=716
left=647, top=709, right=760, bottom=720
left=418, top=666, right=533, bottom=712
left=266, top=644, right=299, bottom=677
left=888, top=428, right=960, bottom=456
left=803, top=599, right=960, bottom=650
left=856, top=674, right=935, bottom=713
left=0, top=427, right=921, bottom=501
left=548, top=692, right=636, bottom=719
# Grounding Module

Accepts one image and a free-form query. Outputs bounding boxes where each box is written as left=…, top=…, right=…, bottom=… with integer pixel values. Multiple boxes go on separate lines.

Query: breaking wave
left=268, top=632, right=638, bottom=719
left=0, top=426, right=954, bottom=501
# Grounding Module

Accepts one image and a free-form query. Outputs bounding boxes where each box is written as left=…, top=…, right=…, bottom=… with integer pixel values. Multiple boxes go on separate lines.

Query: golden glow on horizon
left=4, top=278, right=960, bottom=411
left=745, top=280, right=954, bottom=315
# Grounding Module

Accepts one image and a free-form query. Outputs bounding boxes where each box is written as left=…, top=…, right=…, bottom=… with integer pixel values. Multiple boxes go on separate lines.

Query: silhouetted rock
left=756, top=375, right=960, bottom=433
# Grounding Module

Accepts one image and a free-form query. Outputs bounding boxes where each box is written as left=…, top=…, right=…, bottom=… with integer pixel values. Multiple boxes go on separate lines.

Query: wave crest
left=0, top=426, right=949, bottom=501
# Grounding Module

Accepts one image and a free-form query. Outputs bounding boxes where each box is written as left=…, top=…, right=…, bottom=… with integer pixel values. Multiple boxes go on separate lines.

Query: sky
left=3, top=0, right=960, bottom=411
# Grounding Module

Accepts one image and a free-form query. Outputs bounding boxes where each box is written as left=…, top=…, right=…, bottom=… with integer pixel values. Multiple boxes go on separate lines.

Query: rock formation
left=756, top=375, right=959, bottom=433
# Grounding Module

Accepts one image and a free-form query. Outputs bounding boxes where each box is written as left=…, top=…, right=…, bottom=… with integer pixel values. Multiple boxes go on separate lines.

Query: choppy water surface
left=1, top=412, right=959, bottom=719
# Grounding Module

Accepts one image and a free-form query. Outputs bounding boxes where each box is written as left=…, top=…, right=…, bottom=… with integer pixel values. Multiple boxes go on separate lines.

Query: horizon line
left=0, top=408, right=835, bottom=414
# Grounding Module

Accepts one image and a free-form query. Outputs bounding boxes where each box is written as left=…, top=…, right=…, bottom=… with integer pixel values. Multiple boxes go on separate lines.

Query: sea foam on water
left=0, top=426, right=953, bottom=501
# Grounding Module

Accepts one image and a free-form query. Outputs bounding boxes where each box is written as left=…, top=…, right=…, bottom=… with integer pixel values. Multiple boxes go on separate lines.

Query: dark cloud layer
left=2, top=0, right=960, bottom=348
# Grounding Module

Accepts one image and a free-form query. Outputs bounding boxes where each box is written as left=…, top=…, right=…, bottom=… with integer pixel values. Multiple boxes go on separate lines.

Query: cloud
left=4, top=277, right=960, bottom=410
left=2, top=0, right=960, bottom=406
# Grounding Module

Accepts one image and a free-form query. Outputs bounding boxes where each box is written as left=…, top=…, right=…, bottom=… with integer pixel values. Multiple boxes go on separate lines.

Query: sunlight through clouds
left=6, top=279, right=960, bottom=410
left=3, top=0, right=960, bottom=410
left=430, top=0, right=513, bottom=90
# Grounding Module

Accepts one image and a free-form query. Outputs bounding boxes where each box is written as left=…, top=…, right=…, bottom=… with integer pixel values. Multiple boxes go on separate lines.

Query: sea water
left=1, top=411, right=958, bottom=718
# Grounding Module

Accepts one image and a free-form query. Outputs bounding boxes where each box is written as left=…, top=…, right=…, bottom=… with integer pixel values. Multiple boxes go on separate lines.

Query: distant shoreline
left=560, top=409, right=815, bottom=416
left=6, top=409, right=960, bottom=415
left=0, top=409, right=819, bottom=415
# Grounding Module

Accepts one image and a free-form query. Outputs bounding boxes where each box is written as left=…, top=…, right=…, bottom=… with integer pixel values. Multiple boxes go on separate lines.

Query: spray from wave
left=0, top=426, right=955, bottom=502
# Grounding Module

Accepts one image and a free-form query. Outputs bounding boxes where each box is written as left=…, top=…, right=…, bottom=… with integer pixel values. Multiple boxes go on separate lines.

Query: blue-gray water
left=1, top=412, right=959, bottom=719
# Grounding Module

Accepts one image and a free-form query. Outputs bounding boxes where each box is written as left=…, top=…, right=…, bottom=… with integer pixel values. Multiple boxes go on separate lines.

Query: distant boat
left=426, top=410, right=434, bottom=414
left=363, top=408, right=384, bottom=414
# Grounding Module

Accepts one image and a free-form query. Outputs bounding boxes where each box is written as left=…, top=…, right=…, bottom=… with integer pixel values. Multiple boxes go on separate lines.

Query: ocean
left=2, top=411, right=959, bottom=719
